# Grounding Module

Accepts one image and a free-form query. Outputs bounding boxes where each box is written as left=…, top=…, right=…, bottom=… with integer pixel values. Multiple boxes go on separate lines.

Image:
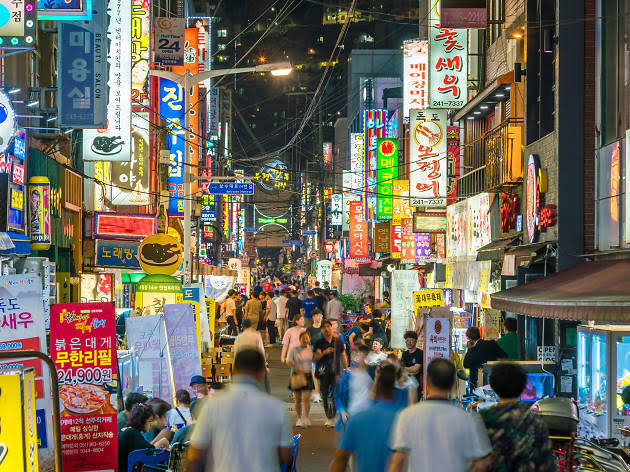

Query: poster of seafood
left=50, top=302, right=118, bottom=472
left=0, top=274, right=54, bottom=470
left=163, top=303, right=202, bottom=394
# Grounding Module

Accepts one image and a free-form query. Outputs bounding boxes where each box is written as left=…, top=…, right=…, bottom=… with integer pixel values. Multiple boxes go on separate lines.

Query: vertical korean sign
left=58, top=2, right=107, bottom=128
left=391, top=270, right=421, bottom=350
left=364, top=109, right=387, bottom=221
left=163, top=303, right=202, bottom=394
left=409, top=109, right=448, bottom=207
left=447, top=125, right=460, bottom=204
left=82, top=0, right=132, bottom=161
left=349, top=201, right=368, bottom=258
left=429, top=0, right=468, bottom=109
left=160, top=78, right=186, bottom=216
left=51, top=302, right=118, bottom=472
left=0, top=275, right=54, bottom=467
left=376, top=138, right=397, bottom=220
left=403, top=40, right=429, bottom=120
left=344, top=133, right=365, bottom=230
left=400, top=218, right=416, bottom=264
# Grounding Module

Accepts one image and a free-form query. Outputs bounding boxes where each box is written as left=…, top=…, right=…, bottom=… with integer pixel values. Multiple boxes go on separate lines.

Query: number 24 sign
left=154, top=17, right=185, bottom=66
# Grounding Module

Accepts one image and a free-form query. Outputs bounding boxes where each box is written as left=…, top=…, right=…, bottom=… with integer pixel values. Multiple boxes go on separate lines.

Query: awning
left=491, top=259, right=630, bottom=321
left=0, top=232, right=30, bottom=255
left=476, top=236, right=520, bottom=262
left=453, top=71, right=514, bottom=122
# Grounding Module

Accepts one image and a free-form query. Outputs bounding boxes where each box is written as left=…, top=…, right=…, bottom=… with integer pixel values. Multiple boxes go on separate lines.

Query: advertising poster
left=125, top=315, right=174, bottom=400
left=163, top=303, right=202, bottom=394
left=183, top=284, right=212, bottom=351
left=58, top=2, right=107, bottom=128
left=416, top=233, right=432, bottom=259
left=160, top=77, right=186, bottom=217
left=409, top=109, right=448, bottom=207
left=424, top=317, right=451, bottom=392
left=376, top=138, right=397, bottom=220
left=363, top=110, right=388, bottom=221
left=28, top=178, right=51, bottom=249
left=391, top=270, right=421, bottom=349
left=349, top=201, right=368, bottom=258
left=131, top=0, right=151, bottom=108
left=50, top=302, right=118, bottom=472
left=80, top=273, right=113, bottom=303
left=154, top=17, right=185, bottom=66
left=400, top=219, right=416, bottom=264
left=0, top=274, right=54, bottom=469
left=403, top=40, right=429, bottom=119
left=83, top=0, right=132, bottom=161
left=429, top=0, right=468, bottom=109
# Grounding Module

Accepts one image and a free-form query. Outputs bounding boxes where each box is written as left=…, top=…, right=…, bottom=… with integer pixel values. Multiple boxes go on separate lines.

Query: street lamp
left=149, top=61, right=292, bottom=284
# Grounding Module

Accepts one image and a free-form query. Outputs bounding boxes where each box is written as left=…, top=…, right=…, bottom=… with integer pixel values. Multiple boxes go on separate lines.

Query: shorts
left=257, top=319, right=265, bottom=331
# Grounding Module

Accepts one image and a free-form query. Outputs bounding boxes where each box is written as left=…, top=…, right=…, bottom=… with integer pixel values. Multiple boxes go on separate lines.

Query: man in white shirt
left=325, top=290, right=344, bottom=321
left=266, top=291, right=278, bottom=346
left=221, top=290, right=238, bottom=336
left=388, top=358, right=491, bottom=472
left=234, top=318, right=265, bottom=356
left=188, top=349, right=292, bottom=472
left=275, top=290, right=289, bottom=340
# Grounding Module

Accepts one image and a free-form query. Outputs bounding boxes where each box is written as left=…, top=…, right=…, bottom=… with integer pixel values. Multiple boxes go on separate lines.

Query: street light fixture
left=149, top=61, right=292, bottom=284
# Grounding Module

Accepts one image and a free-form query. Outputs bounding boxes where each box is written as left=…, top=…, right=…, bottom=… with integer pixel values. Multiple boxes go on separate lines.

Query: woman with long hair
left=287, top=331, right=314, bottom=427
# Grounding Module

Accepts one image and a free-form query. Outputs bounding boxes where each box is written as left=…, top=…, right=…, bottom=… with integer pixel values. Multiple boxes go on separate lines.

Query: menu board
left=50, top=302, right=118, bottom=472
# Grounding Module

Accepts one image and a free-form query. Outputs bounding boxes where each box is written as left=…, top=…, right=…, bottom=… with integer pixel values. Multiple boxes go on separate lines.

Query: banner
left=416, top=233, right=431, bottom=259
left=330, top=193, right=343, bottom=227
left=50, top=302, right=118, bottom=472
left=429, top=0, right=468, bottom=109
left=364, top=110, right=387, bottom=221
left=403, top=40, right=429, bottom=119
left=163, top=303, right=202, bottom=395
left=58, top=3, right=107, bottom=128
left=391, top=270, right=421, bottom=349
left=160, top=78, right=186, bottom=216
left=374, top=221, right=391, bottom=253
left=424, top=317, right=450, bottom=392
left=447, top=125, right=461, bottom=205
left=349, top=201, right=368, bottom=258
left=0, top=275, right=54, bottom=467
left=401, top=218, right=416, bottom=264
left=409, top=109, right=448, bottom=207
left=208, top=87, right=219, bottom=138
left=131, top=0, right=151, bottom=107
left=125, top=315, right=174, bottom=400
left=316, top=260, right=333, bottom=286
left=206, top=298, right=216, bottom=347
left=413, top=289, right=445, bottom=309
left=82, top=0, right=132, bottom=161
left=376, top=138, right=397, bottom=220
left=154, top=17, right=185, bottom=66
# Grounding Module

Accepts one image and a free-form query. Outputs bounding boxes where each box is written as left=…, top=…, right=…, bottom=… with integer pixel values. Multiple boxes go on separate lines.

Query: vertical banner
left=391, top=270, right=421, bottom=349
left=83, top=0, right=132, bottom=161
left=376, top=138, right=397, bottom=221
left=160, top=78, right=186, bottom=216
left=163, top=303, right=202, bottom=394
left=349, top=201, right=368, bottom=258
left=436, top=232, right=446, bottom=258
left=323, top=142, right=333, bottom=168
left=409, top=109, right=448, bottom=207
left=416, top=233, right=432, bottom=259
left=50, top=302, right=118, bottom=472
left=400, top=218, right=416, bottom=264
left=374, top=221, right=391, bottom=253
left=208, top=88, right=220, bottom=138
left=316, top=260, right=333, bottom=286
left=330, top=193, right=343, bottom=227
left=125, top=315, right=174, bottom=400
left=0, top=275, right=54, bottom=466
left=447, top=125, right=461, bottom=204
left=58, top=2, right=107, bottom=128
left=403, top=40, right=429, bottom=120
left=206, top=298, right=216, bottom=347
left=342, top=171, right=357, bottom=231
left=363, top=109, right=388, bottom=221
left=28, top=177, right=52, bottom=250
left=429, top=0, right=468, bottom=109
left=131, top=0, right=150, bottom=107
left=424, top=317, right=450, bottom=394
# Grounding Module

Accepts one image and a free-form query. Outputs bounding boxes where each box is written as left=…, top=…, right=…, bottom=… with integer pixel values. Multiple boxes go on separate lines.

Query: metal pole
left=183, top=72, right=192, bottom=285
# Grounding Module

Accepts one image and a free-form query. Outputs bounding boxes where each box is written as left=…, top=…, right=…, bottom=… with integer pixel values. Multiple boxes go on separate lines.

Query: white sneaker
left=295, top=418, right=303, bottom=428
left=302, top=417, right=311, bottom=427
left=311, top=393, right=322, bottom=403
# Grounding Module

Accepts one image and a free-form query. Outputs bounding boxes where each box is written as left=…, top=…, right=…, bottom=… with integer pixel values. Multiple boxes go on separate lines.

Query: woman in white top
left=287, top=331, right=314, bottom=427
left=165, top=389, right=192, bottom=429
left=234, top=318, right=265, bottom=355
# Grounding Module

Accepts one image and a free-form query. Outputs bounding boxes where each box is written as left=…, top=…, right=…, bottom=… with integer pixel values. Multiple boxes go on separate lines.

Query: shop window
left=487, top=0, right=504, bottom=45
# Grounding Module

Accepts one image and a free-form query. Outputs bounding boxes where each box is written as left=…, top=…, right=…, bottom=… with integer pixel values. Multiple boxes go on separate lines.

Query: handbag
left=290, top=370, right=308, bottom=390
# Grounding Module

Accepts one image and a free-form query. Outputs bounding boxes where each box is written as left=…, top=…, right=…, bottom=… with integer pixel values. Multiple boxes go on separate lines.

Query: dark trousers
left=318, top=373, right=337, bottom=419
left=227, top=316, right=238, bottom=336
left=266, top=319, right=277, bottom=344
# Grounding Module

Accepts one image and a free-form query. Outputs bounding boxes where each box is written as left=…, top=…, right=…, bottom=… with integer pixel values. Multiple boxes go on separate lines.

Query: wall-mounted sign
left=374, top=222, right=391, bottom=252
left=95, top=239, right=141, bottom=268
left=500, top=192, right=520, bottom=233
left=526, top=154, right=541, bottom=243
left=441, top=0, right=487, bottom=28
left=413, top=211, right=447, bottom=233
left=138, top=233, right=182, bottom=275
left=93, top=212, right=156, bottom=239
left=257, top=217, right=288, bottom=224
left=154, top=17, right=185, bottom=66
left=447, top=193, right=491, bottom=258
left=201, top=182, right=254, bottom=195
left=255, top=158, right=289, bottom=191
left=0, top=0, right=37, bottom=47
left=416, top=233, right=431, bottom=259
left=316, top=260, right=333, bottom=286
left=323, top=142, right=332, bottom=167
left=38, top=0, right=90, bottom=20
left=28, top=176, right=51, bottom=250
left=364, top=109, right=388, bottom=221
left=429, top=0, right=468, bottom=109
left=376, top=138, right=397, bottom=220
left=403, top=40, right=429, bottom=119
left=349, top=200, right=368, bottom=257
left=409, top=109, right=448, bottom=206
left=447, top=125, right=460, bottom=204
left=330, top=193, right=343, bottom=226
left=0, top=90, right=15, bottom=154
left=82, top=0, right=131, bottom=160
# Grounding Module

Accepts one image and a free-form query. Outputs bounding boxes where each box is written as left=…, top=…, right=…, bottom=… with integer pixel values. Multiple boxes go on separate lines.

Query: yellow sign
left=10, top=188, right=23, bottom=211
left=413, top=289, right=444, bottom=309
left=206, top=298, right=216, bottom=347
left=138, top=233, right=183, bottom=275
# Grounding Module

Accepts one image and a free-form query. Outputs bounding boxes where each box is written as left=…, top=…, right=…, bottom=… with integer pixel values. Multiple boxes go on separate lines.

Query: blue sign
left=202, top=182, right=254, bottom=195
left=301, top=230, right=316, bottom=236
left=282, top=240, right=303, bottom=245
left=36, top=409, right=47, bottom=449
left=243, top=228, right=259, bottom=233
left=38, top=0, right=92, bottom=20
left=95, top=240, right=140, bottom=268
left=159, top=78, right=186, bottom=217
left=200, top=211, right=217, bottom=223
left=58, top=1, right=107, bottom=128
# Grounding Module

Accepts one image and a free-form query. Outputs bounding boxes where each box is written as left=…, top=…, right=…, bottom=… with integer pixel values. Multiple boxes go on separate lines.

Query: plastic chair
left=280, top=434, right=301, bottom=472
left=127, top=448, right=170, bottom=472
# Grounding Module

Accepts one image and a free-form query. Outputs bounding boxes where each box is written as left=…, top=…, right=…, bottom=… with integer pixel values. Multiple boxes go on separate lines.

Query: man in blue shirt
left=301, top=290, right=318, bottom=328
left=329, top=363, right=402, bottom=472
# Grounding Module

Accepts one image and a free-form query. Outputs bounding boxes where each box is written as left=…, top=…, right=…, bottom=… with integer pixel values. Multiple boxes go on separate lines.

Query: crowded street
left=3, top=0, right=630, bottom=471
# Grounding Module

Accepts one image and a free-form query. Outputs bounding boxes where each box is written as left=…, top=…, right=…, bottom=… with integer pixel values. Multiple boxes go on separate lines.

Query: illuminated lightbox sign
left=257, top=217, right=288, bottom=224
left=37, top=0, right=90, bottom=20
left=413, top=211, right=447, bottom=233
left=256, top=159, right=289, bottom=191
left=0, top=91, right=16, bottom=154
left=93, top=212, right=156, bottom=239
left=0, top=0, right=37, bottom=47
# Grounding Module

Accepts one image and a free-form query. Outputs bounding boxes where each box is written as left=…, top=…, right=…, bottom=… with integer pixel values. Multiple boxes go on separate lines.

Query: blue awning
left=0, top=232, right=31, bottom=256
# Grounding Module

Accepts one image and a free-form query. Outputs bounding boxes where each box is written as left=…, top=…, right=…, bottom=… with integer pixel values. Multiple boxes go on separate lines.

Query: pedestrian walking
left=314, top=320, right=348, bottom=427
left=287, top=331, right=315, bottom=427
left=286, top=290, right=303, bottom=323
left=276, top=289, right=289, bottom=340
left=243, top=291, right=263, bottom=328
left=388, top=358, right=492, bottom=472
left=265, top=291, right=278, bottom=345
left=281, top=314, right=306, bottom=364
left=302, top=290, right=318, bottom=328
left=258, top=291, right=269, bottom=344
left=234, top=318, right=265, bottom=356
left=334, top=344, right=373, bottom=430
left=188, top=349, right=292, bottom=472
left=329, top=363, right=402, bottom=472
left=479, top=362, right=556, bottom=471
left=325, top=290, right=344, bottom=322
left=221, top=290, right=238, bottom=336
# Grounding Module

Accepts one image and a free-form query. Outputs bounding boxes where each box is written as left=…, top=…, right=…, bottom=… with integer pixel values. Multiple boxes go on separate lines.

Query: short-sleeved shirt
left=314, top=335, right=345, bottom=376
left=370, top=318, right=387, bottom=341
left=497, top=332, right=518, bottom=360
left=288, top=345, right=313, bottom=373
left=339, top=401, right=402, bottom=472
left=118, top=427, right=153, bottom=472
left=286, top=297, right=302, bottom=321
left=391, top=400, right=491, bottom=472
left=401, top=348, right=424, bottom=386
left=479, top=402, right=557, bottom=472
left=282, top=326, right=306, bottom=356
left=302, top=298, right=318, bottom=319
left=306, top=325, right=323, bottom=346
left=166, top=406, right=191, bottom=429
left=171, top=424, right=195, bottom=445
left=325, top=297, right=344, bottom=320
left=267, top=298, right=278, bottom=321
left=190, top=376, right=292, bottom=472
left=275, top=296, right=288, bottom=319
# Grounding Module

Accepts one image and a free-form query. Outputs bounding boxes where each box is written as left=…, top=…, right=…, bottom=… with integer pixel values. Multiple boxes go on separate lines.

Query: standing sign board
left=391, top=270, right=421, bottom=349
left=163, top=303, right=202, bottom=394
left=316, top=260, right=333, bottom=287
left=50, top=302, right=118, bottom=472
left=424, top=317, right=451, bottom=395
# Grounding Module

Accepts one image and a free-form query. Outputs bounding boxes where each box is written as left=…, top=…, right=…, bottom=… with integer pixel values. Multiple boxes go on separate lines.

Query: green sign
left=377, top=138, right=397, bottom=220
left=257, top=217, right=288, bottom=224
